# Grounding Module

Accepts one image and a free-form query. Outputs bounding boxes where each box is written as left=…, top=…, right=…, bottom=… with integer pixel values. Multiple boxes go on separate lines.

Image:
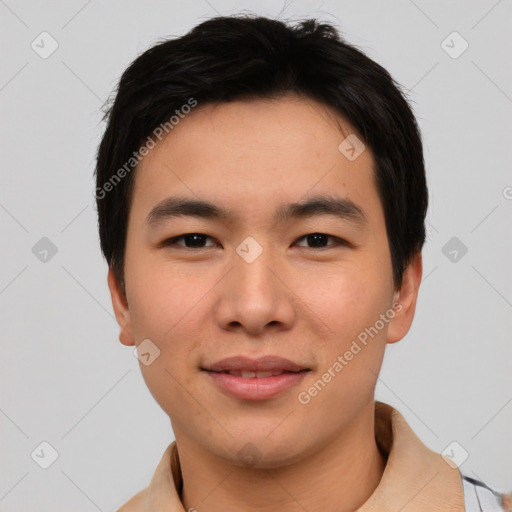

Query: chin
left=211, top=434, right=312, bottom=470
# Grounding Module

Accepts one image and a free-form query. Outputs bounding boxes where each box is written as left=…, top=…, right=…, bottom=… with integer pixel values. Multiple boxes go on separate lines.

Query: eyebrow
left=145, top=194, right=367, bottom=229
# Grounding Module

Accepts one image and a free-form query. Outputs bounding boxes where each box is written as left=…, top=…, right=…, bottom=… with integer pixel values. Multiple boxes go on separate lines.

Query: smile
left=204, top=369, right=310, bottom=400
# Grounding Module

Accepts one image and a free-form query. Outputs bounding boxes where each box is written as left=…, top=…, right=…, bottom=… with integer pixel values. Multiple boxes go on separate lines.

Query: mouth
left=201, top=355, right=311, bottom=400
left=202, top=355, right=311, bottom=374
left=205, top=369, right=310, bottom=378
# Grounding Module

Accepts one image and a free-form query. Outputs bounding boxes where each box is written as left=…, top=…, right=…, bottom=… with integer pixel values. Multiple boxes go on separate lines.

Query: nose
left=214, top=247, right=296, bottom=337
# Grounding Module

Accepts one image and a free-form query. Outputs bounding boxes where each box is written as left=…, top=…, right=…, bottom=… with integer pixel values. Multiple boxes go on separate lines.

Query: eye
left=295, top=233, right=348, bottom=249
left=162, top=233, right=217, bottom=249
left=160, top=232, right=350, bottom=250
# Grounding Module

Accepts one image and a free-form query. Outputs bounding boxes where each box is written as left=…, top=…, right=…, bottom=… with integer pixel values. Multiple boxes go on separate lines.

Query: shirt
left=118, top=401, right=509, bottom=511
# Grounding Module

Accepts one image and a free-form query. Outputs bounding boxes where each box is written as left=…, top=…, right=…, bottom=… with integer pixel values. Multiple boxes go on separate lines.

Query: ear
left=386, top=251, right=423, bottom=344
left=107, top=267, right=135, bottom=346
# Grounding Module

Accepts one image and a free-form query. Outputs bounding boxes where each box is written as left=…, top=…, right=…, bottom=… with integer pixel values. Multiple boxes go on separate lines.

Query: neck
left=176, top=402, right=386, bottom=512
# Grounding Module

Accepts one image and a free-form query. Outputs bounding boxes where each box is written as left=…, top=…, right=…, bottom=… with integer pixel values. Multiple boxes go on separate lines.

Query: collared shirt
left=118, top=401, right=508, bottom=511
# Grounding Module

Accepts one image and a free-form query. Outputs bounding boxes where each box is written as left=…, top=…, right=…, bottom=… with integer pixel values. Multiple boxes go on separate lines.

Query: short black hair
left=95, top=14, right=428, bottom=296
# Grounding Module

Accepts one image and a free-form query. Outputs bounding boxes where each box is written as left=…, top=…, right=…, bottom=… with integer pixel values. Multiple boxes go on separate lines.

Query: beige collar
left=119, top=401, right=464, bottom=511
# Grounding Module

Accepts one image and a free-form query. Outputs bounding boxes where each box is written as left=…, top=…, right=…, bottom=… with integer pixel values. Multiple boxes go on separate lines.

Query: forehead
left=129, top=94, right=381, bottom=228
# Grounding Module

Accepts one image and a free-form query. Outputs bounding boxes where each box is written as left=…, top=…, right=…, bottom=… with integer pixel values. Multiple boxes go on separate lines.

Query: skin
left=108, top=93, right=422, bottom=512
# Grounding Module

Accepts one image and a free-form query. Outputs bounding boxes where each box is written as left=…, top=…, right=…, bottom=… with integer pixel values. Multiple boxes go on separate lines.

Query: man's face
left=110, top=94, right=416, bottom=466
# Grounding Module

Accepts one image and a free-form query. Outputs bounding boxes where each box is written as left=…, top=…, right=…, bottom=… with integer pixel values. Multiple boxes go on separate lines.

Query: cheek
left=296, top=272, right=391, bottom=417
left=126, top=254, right=207, bottom=340
left=127, top=262, right=214, bottom=395
left=297, top=266, right=392, bottom=398
left=293, top=264, right=391, bottom=343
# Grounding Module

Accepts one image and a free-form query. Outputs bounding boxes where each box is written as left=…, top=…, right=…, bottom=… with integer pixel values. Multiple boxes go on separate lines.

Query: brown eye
left=295, top=233, right=347, bottom=248
left=163, top=233, right=216, bottom=248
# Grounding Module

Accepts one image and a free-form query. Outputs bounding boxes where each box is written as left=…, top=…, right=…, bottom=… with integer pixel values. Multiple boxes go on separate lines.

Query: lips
left=203, top=355, right=311, bottom=376
left=203, top=356, right=310, bottom=400
left=218, top=369, right=303, bottom=378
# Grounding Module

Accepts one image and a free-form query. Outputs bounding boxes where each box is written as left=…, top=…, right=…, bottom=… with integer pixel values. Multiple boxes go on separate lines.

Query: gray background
left=1, top=1, right=511, bottom=510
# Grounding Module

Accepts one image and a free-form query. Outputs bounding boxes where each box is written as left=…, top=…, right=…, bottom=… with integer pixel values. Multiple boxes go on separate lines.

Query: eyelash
left=161, top=232, right=350, bottom=250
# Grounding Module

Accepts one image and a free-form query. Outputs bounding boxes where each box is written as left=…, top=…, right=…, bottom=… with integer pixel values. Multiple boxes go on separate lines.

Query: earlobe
left=386, top=252, right=423, bottom=345
left=107, top=267, right=135, bottom=346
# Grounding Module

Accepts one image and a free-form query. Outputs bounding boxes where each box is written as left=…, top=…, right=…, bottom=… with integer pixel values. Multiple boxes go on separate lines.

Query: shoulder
left=461, top=474, right=511, bottom=512
left=115, top=441, right=180, bottom=512
left=117, top=488, right=147, bottom=512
